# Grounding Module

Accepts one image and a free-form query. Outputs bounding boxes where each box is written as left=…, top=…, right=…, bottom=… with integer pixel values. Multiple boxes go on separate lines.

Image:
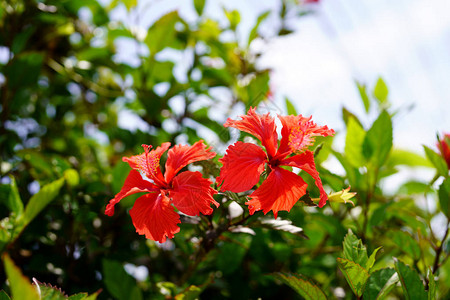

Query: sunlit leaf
left=342, top=230, right=368, bottom=267
left=363, top=268, right=397, bottom=300
left=193, top=0, right=206, bottom=16
left=388, top=149, right=432, bottom=168
left=248, top=10, right=270, bottom=46
left=22, top=178, right=65, bottom=226
left=271, top=273, right=327, bottom=300
left=373, top=77, right=388, bottom=104
left=337, top=258, right=369, bottom=297
left=423, top=146, right=448, bottom=177
left=285, top=97, right=297, bottom=115
left=145, top=11, right=181, bottom=55
left=393, top=258, right=427, bottom=300
left=366, top=247, right=382, bottom=271
left=356, top=81, right=370, bottom=113
left=363, top=110, right=392, bottom=168
left=345, top=116, right=366, bottom=167
left=2, top=254, right=39, bottom=300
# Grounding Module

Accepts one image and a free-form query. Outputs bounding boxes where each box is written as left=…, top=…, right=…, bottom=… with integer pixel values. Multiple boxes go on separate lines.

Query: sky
left=109, top=0, right=450, bottom=156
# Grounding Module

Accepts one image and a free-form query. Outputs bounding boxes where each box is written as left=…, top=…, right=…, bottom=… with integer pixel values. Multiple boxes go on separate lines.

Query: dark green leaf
left=0, top=177, right=23, bottom=215
left=345, top=116, right=366, bottom=167
left=438, top=178, right=450, bottom=218
left=4, top=52, right=44, bottom=88
left=102, top=259, right=139, bottom=300
left=2, top=254, right=40, bottom=300
left=391, top=231, right=421, bottom=260
left=356, top=81, right=370, bottom=113
left=0, top=291, right=11, bottom=300
left=362, top=110, right=393, bottom=167
left=373, top=77, right=388, bottom=104
left=363, top=268, right=397, bottom=300
left=423, top=146, right=448, bottom=177
left=393, top=258, right=427, bottom=300
left=271, top=273, right=327, bottom=300
left=337, top=258, right=369, bottom=297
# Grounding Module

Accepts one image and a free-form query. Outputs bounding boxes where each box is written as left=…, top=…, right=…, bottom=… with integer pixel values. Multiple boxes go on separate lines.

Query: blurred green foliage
left=1, top=0, right=450, bottom=299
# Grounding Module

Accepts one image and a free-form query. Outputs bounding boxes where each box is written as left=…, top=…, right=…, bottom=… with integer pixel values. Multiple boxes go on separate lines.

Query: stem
left=432, top=218, right=450, bottom=274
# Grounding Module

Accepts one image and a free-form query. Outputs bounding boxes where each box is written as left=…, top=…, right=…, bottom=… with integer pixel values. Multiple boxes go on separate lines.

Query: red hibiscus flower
left=217, top=107, right=334, bottom=218
left=105, top=141, right=219, bottom=243
left=437, top=133, right=450, bottom=169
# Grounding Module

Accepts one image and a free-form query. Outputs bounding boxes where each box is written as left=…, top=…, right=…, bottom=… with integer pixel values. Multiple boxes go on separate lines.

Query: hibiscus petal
left=277, top=115, right=334, bottom=157
left=224, top=107, right=278, bottom=158
left=217, top=141, right=267, bottom=193
left=280, top=151, right=328, bottom=207
left=129, top=192, right=181, bottom=243
left=122, top=142, right=171, bottom=186
left=246, top=167, right=307, bottom=218
left=170, top=171, right=219, bottom=216
left=164, top=140, right=216, bottom=183
left=105, top=170, right=157, bottom=216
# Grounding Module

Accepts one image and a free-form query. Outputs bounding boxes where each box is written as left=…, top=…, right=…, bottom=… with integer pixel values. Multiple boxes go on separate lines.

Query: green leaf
left=22, top=178, right=65, bottom=226
left=224, top=9, right=240, bottom=31
left=102, top=259, right=140, bottom=300
left=63, top=169, right=80, bottom=187
left=363, top=268, right=397, bottom=300
left=216, top=240, right=248, bottom=275
left=337, top=258, right=370, bottom=297
left=366, top=247, right=382, bottom=271
left=145, top=11, right=181, bottom=55
left=4, top=52, right=44, bottom=88
left=342, top=230, right=368, bottom=267
left=438, top=178, right=450, bottom=218
left=2, top=254, right=40, bottom=300
left=362, top=110, right=393, bottom=167
left=247, top=10, right=270, bottom=46
left=122, top=0, right=137, bottom=11
left=373, top=77, right=388, bottom=104
left=193, top=0, right=206, bottom=16
left=398, top=181, right=430, bottom=195
left=285, top=97, right=297, bottom=115
left=356, top=81, right=370, bottom=113
left=175, top=285, right=202, bottom=300
left=388, top=149, right=432, bottom=168
left=393, top=258, right=427, bottom=300
left=391, top=231, right=421, bottom=260
left=0, top=290, right=11, bottom=300
left=423, top=145, right=448, bottom=177
left=246, top=71, right=270, bottom=107
left=428, top=268, right=436, bottom=300
left=0, top=177, right=23, bottom=215
left=271, top=273, right=327, bottom=300
left=345, top=116, right=366, bottom=167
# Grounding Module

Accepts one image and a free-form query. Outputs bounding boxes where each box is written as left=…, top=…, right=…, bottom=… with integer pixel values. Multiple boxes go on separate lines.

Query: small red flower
left=217, top=107, right=334, bottom=218
left=437, top=133, right=450, bottom=169
left=105, top=141, right=219, bottom=243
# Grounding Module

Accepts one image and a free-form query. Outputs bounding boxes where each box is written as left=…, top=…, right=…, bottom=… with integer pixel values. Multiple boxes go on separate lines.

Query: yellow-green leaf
left=2, top=254, right=39, bottom=300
